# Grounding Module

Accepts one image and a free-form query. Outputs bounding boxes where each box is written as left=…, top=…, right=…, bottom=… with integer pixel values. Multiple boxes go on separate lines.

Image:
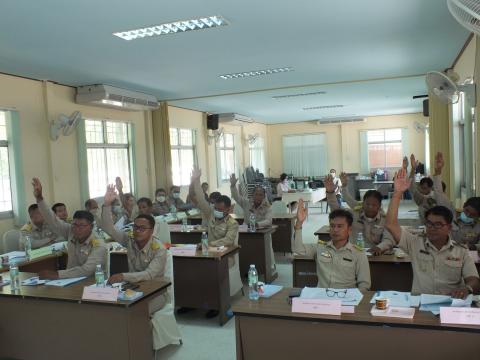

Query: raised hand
left=409, top=154, right=416, bottom=175
left=191, top=167, right=202, bottom=181
left=104, top=184, right=117, bottom=206
left=296, top=199, right=308, bottom=227
left=32, top=178, right=43, bottom=201
left=393, top=168, right=411, bottom=194
left=115, top=177, right=123, bottom=192
left=324, top=174, right=336, bottom=193
left=340, top=172, right=348, bottom=186
left=402, top=156, right=409, bottom=171
left=434, top=152, right=444, bottom=175
left=230, top=173, right=238, bottom=187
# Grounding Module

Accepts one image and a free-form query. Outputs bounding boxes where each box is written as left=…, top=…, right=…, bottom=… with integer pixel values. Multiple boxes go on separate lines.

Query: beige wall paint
left=267, top=113, right=427, bottom=177
left=454, top=36, right=476, bottom=82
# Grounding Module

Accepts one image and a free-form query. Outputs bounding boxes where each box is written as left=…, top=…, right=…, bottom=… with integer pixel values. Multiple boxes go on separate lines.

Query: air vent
left=272, top=91, right=327, bottom=100
left=303, top=105, right=344, bottom=111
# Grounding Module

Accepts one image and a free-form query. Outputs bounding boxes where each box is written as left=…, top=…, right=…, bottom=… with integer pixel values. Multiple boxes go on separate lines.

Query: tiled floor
left=155, top=201, right=418, bottom=359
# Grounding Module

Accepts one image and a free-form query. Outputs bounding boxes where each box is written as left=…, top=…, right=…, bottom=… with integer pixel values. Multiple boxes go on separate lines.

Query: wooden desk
left=293, top=254, right=413, bottom=291
left=173, top=246, right=240, bottom=326
left=0, top=251, right=67, bottom=273
left=169, top=224, right=279, bottom=283
left=232, top=288, right=480, bottom=360
left=0, top=272, right=170, bottom=360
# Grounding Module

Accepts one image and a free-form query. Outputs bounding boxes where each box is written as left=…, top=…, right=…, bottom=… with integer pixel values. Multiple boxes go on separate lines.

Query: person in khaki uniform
left=293, top=199, right=371, bottom=290
left=30, top=178, right=107, bottom=280
left=451, top=197, right=480, bottom=250
left=20, top=204, right=58, bottom=249
left=325, top=174, right=395, bottom=256
left=386, top=169, right=480, bottom=297
left=230, top=174, right=276, bottom=274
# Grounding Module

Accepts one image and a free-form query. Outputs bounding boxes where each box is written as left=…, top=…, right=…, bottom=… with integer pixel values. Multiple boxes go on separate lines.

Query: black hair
left=137, top=197, right=153, bottom=207
left=329, top=209, right=353, bottom=226
left=124, top=193, right=135, bottom=201
left=254, top=186, right=266, bottom=195
left=201, top=182, right=209, bottom=188
left=216, top=195, right=232, bottom=208
left=155, top=188, right=166, bottom=196
left=84, top=199, right=97, bottom=209
left=52, top=203, right=66, bottom=214
left=419, top=177, right=433, bottom=188
left=170, top=185, right=180, bottom=192
left=135, top=214, right=155, bottom=228
left=425, top=206, right=453, bottom=224
left=441, top=181, right=446, bottom=193
left=363, top=190, right=382, bottom=204
left=464, top=197, right=480, bottom=213
left=280, top=173, right=287, bottom=181
left=73, top=210, right=94, bottom=224
left=28, top=204, right=39, bottom=214
left=209, top=191, right=221, bottom=202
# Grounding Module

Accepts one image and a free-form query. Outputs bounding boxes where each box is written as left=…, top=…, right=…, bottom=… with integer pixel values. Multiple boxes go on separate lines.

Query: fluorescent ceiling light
left=113, top=15, right=228, bottom=40
left=220, top=67, right=293, bottom=80
left=303, top=104, right=344, bottom=110
left=272, top=91, right=327, bottom=99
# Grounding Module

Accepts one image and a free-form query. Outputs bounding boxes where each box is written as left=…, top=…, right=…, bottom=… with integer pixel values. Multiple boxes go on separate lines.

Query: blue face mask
left=213, top=209, right=225, bottom=219
left=460, top=211, right=474, bottom=224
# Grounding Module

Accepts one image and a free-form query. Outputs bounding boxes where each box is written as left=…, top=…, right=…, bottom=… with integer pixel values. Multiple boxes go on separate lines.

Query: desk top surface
left=0, top=272, right=170, bottom=307
left=169, top=224, right=278, bottom=234
left=294, top=253, right=411, bottom=263
left=232, top=288, right=480, bottom=332
left=0, top=251, right=66, bottom=273
left=172, top=245, right=240, bottom=259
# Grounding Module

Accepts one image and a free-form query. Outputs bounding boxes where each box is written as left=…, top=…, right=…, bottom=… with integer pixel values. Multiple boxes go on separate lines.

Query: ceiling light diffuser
left=219, top=67, right=293, bottom=80
left=303, top=105, right=344, bottom=110
left=113, top=15, right=228, bottom=40
left=272, top=91, right=327, bottom=99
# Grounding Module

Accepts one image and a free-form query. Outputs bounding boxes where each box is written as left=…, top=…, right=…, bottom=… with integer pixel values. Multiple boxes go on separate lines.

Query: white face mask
left=173, top=192, right=180, bottom=199
left=90, top=209, right=99, bottom=216
left=330, top=172, right=336, bottom=178
left=214, top=209, right=225, bottom=219
left=156, top=196, right=166, bottom=202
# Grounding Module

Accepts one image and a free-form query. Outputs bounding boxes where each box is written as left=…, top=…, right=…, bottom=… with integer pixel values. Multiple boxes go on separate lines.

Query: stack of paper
left=1, top=251, right=26, bottom=263
left=51, top=241, right=67, bottom=252
left=0, top=279, right=11, bottom=287
left=259, top=285, right=283, bottom=298
left=300, top=287, right=364, bottom=306
left=21, top=277, right=47, bottom=286
left=118, top=290, right=143, bottom=301
left=419, top=294, right=473, bottom=315
left=371, top=306, right=415, bottom=319
left=188, top=208, right=200, bottom=216
left=45, top=277, right=86, bottom=287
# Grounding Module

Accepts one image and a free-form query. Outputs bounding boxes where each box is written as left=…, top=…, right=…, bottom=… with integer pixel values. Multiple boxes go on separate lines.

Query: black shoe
left=205, top=310, right=219, bottom=318
left=176, top=307, right=194, bottom=314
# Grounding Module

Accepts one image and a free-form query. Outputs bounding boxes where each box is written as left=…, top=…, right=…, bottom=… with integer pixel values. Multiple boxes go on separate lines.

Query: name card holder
left=28, top=246, right=53, bottom=260
left=82, top=286, right=119, bottom=302
left=440, top=307, right=480, bottom=325
left=292, top=298, right=342, bottom=315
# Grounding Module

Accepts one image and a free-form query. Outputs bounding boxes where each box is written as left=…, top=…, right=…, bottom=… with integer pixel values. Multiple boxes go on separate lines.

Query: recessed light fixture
left=303, top=104, right=344, bottom=110
left=219, top=67, right=293, bottom=80
left=272, top=91, right=327, bottom=99
left=113, top=15, right=228, bottom=41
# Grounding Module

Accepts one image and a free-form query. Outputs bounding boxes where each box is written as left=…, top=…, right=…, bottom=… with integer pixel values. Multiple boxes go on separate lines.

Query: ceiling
left=0, top=0, right=470, bottom=123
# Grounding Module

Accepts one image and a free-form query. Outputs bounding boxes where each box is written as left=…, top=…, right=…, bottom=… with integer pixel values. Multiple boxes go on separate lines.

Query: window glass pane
left=368, top=143, right=385, bottom=169
left=106, top=121, right=128, bottom=144
left=367, top=130, right=384, bottom=143
left=0, top=112, right=6, bottom=141
left=179, top=149, right=194, bottom=185
left=385, top=128, right=402, bottom=142
left=106, top=148, right=131, bottom=192
left=220, top=149, right=235, bottom=180
left=225, top=133, right=234, bottom=148
left=85, top=120, right=104, bottom=144
left=170, top=128, right=178, bottom=146
left=0, top=147, right=12, bottom=211
left=385, top=142, right=403, bottom=167
left=179, top=129, right=193, bottom=146
left=171, top=149, right=180, bottom=185
left=87, top=148, right=107, bottom=198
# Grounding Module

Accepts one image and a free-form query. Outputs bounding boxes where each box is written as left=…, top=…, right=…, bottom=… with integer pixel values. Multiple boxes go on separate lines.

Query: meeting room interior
left=1, top=1, right=480, bottom=359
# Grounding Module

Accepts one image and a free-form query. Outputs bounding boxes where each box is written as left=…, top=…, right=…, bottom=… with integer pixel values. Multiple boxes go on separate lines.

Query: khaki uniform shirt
left=410, top=175, right=453, bottom=223
left=37, top=200, right=107, bottom=278
left=327, top=192, right=395, bottom=251
left=230, top=185, right=272, bottom=227
left=20, top=222, right=58, bottom=249
left=398, top=228, right=479, bottom=295
left=451, top=220, right=480, bottom=250
left=152, top=201, right=171, bottom=216
left=293, top=229, right=371, bottom=290
left=169, top=196, right=192, bottom=211
left=101, top=205, right=167, bottom=283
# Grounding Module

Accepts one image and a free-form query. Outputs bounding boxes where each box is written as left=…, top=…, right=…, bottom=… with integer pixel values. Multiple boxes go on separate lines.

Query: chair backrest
left=271, top=201, right=288, bottom=215
left=2, top=230, right=21, bottom=253
left=165, top=250, right=174, bottom=304
left=154, top=220, right=171, bottom=245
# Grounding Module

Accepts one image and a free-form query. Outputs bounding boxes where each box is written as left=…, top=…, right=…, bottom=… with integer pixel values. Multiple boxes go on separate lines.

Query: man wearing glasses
left=293, top=199, right=371, bottom=290
left=386, top=169, right=480, bottom=298
left=101, top=185, right=167, bottom=285
left=31, top=178, right=107, bottom=280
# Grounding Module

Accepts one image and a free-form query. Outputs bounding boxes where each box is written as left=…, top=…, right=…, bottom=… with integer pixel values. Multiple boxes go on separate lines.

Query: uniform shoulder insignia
left=353, top=244, right=363, bottom=251
left=151, top=241, right=161, bottom=250
left=353, top=204, right=363, bottom=212
left=91, top=238, right=100, bottom=247
left=452, top=240, right=468, bottom=249
left=317, top=239, right=326, bottom=245
left=21, top=223, right=32, bottom=232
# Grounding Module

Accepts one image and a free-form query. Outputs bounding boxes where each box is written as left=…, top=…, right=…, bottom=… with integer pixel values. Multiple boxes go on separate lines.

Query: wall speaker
left=423, top=99, right=429, bottom=117
left=207, top=114, right=219, bottom=130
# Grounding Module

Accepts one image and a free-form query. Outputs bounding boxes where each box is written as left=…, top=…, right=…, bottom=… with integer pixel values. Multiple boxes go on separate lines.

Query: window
left=170, top=128, right=197, bottom=186
left=367, top=129, right=403, bottom=170
left=282, top=133, right=327, bottom=176
left=85, top=119, right=133, bottom=198
left=0, top=112, right=12, bottom=212
left=217, top=133, right=236, bottom=182
left=249, top=137, right=266, bottom=174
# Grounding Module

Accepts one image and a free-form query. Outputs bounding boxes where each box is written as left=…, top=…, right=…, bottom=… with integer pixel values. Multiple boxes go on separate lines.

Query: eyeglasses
left=326, top=289, right=347, bottom=298
left=71, top=223, right=91, bottom=228
left=133, top=225, right=153, bottom=232
left=425, top=221, right=449, bottom=229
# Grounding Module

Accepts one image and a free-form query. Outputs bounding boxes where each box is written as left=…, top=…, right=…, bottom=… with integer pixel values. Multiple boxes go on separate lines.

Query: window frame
left=169, top=127, right=198, bottom=186
left=216, top=132, right=237, bottom=183
left=0, top=114, right=13, bottom=218
left=248, top=136, right=266, bottom=174
left=366, top=128, right=403, bottom=171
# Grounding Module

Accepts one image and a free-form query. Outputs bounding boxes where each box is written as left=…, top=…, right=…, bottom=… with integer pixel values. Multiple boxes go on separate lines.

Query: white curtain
left=359, top=130, right=369, bottom=174
left=282, top=133, right=327, bottom=176
left=249, top=137, right=266, bottom=174
left=401, top=128, right=409, bottom=159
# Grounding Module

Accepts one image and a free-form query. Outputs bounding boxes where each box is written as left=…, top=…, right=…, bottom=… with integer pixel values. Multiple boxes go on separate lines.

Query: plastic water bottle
left=201, top=232, right=209, bottom=256
left=95, top=264, right=105, bottom=287
left=248, top=265, right=259, bottom=300
left=181, top=217, right=188, bottom=232
left=356, top=232, right=365, bottom=250
left=170, top=205, right=177, bottom=219
left=9, top=263, right=20, bottom=291
left=24, top=234, right=32, bottom=261
left=249, top=213, right=256, bottom=232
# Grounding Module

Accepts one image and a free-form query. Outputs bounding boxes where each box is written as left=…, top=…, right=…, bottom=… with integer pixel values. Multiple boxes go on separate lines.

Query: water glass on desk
left=9, top=263, right=20, bottom=291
